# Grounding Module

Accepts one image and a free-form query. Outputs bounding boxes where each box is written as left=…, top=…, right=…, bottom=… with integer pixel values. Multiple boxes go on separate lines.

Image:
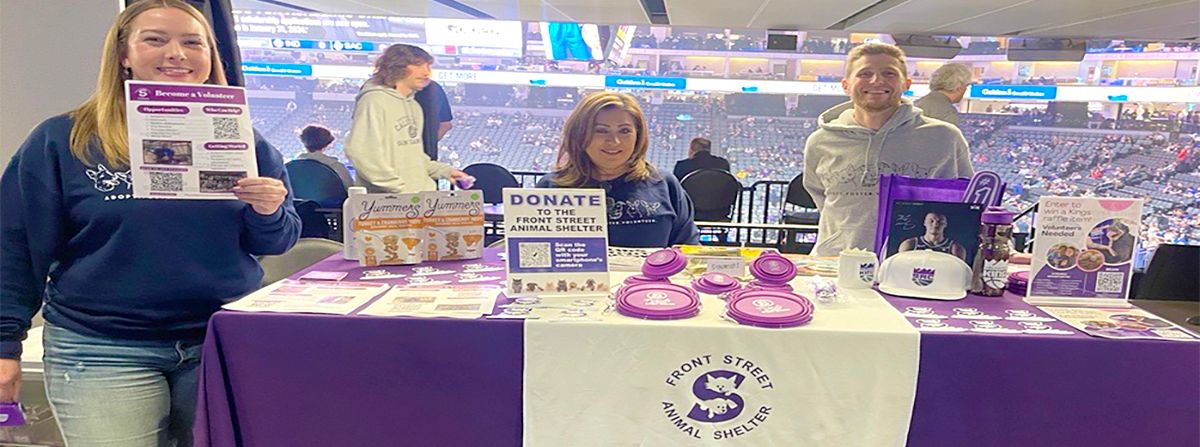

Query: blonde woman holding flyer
left=0, top=1, right=300, bottom=445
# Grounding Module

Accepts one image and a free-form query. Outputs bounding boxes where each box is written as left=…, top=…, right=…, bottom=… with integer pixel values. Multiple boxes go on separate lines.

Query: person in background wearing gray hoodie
left=803, top=43, right=974, bottom=256
left=344, top=44, right=471, bottom=193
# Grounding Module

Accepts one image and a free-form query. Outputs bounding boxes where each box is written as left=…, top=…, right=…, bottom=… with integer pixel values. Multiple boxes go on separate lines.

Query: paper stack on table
left=358, top=285, right=502, bottom=319
left=223, top=280, right=390, bottom=315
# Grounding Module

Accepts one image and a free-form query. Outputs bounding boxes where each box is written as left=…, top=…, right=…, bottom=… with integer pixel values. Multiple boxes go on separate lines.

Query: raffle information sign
left=1027, top=196, right=1143, bottom=307
left=503, top=188, right=608, bottom=296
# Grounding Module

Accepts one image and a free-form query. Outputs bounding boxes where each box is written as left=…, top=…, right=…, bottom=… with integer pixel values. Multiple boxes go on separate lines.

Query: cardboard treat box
left=422, top=191, right=485, bottom=261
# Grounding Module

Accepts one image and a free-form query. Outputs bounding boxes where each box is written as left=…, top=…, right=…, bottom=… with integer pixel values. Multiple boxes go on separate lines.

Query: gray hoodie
left=344, top=81, right=452, bottom=193
left=802, top=101, right=974, bottom=256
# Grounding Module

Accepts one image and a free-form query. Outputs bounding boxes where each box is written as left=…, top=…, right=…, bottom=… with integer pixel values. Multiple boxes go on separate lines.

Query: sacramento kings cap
left=878, top=250, right=972, bottom=300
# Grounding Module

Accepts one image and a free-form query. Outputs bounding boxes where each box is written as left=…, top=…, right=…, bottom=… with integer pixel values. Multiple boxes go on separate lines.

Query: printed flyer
left=125, top=81, right=258, bottom=199
left=222, top=280, right=390, bottom=315
left=1027, top=196, right=1143, bottom=307
left=503, top=188, right=609, bottom=296
left=1039, top=306, right=1200, bottom=341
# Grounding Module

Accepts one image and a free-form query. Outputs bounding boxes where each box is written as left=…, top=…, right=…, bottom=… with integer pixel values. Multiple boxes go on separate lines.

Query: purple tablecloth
left=882, top=291, right=1200, bottom=447
left=196, top=250, right=1200, bottom=446
left=194, top=252, right=523, bottom=447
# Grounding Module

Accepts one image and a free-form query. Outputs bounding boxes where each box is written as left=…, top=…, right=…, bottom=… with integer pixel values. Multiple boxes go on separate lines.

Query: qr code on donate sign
left=517, top=242, right=551, bottom=269
left=148, top=172, right=184, bottom=192
left=212, top=117, right=241, bottom=139
left=1095, top=271, right=1125, bottom=294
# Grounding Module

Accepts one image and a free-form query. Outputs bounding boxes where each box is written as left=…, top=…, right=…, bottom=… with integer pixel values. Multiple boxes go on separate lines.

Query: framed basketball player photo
left=885, top=200, right=984, bottom=266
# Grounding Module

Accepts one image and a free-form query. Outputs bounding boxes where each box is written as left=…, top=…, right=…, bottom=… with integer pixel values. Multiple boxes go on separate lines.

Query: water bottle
left=343, top=186, right=367, bottom=260
left=971, top=206, right=1015, bottom=296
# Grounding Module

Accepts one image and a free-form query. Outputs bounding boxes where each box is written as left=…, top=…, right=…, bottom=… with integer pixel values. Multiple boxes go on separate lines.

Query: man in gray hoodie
left=803, top=43, right=974, bottom=256
left=344, top=44, right=471, bottom=193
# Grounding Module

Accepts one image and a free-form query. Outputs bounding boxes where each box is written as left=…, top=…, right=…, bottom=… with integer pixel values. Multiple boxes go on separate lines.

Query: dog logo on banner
left=661, top=354, right=774, bottom=441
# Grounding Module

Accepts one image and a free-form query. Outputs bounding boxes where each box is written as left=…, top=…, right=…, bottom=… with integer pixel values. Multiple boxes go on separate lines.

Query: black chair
left=1135, top=244, right=1200, bottom=301
left=464, top=163, right=519, bottom=204
left=781, top=174, right=819, bottom=225
left=293, top=199, right=331, bottom=239
left=781, top=174, right=819, bottom=254
left=681, top=169, right=742, bottom=222
left=285, top=159, right=348, bottom=209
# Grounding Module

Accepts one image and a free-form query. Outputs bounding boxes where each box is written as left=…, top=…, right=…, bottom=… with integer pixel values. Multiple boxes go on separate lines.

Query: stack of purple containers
left=724, top=251, right=815, bottom=328
left=616, top=249, right=701, bottom=320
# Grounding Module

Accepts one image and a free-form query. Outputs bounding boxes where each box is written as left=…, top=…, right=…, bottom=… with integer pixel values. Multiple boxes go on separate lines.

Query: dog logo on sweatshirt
left=86, top=164, right=132, bottom=193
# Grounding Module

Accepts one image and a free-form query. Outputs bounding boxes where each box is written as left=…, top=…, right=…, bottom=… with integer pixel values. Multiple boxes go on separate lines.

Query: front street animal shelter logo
left=661, top=354, right=774, bottom=440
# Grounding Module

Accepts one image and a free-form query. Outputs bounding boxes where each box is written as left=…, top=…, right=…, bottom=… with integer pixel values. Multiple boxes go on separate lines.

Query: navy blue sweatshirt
left=1, top=115, right=301, bottom=359
left=537, top=170, right=700, bottom=248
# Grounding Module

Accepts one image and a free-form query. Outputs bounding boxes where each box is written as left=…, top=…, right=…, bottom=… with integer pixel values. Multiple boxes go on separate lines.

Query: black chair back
left=293, top=199, right=331, bottom=239
left=681, top=169, right=742, bottom=222
left=464, top=163, right=520, bottom=204
left=785, top=174, right=817, bottom=209
left=285, top=159, right=347, bottom=208
left=1135, top=244, right=1200, bottom=301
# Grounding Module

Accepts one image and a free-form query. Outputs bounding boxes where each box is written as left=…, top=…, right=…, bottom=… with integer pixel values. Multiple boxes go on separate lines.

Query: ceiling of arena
left=235, top=0, right=1199, bottom=40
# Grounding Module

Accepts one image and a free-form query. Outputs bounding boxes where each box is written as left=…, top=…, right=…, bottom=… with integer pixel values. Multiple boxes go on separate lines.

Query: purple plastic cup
left=692, top=272, right=741, bottom=295
left=642, top=248, right=687, bottom=279
left=750, top=252, right=796, bottom=284
left=616, top=283, right=700, bottom=320
left=725, top=290, right=814, bottom=328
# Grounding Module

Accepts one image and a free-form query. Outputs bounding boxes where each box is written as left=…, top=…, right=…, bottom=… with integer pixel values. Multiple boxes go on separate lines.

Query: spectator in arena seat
left=415, top=80, right=454, bottom=161
left=537, top=91, right=700, bottom=248
left=914, top=63, right=972, bottom=126
left=344, top=44, right=471, bottom=193
left=803, top=43, right=974, bottom=256
left=673, top=137, right=731, bottom=180
left=298, top=125, right=353, bottom=189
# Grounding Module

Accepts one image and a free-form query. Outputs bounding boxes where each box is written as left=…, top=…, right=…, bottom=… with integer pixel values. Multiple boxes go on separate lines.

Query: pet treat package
left=350, top=193, right=425, bottom=266
left=1026, top=196, right=1143, bottom=307
left=421, top=190, right=485, bottom=261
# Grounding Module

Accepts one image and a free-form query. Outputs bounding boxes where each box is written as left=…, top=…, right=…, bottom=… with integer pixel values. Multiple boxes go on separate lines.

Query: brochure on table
left=223, top=280, right=389, bottom=315
left=503, top=188, right=609, bottom=296
left=1026, top=196, right=1143, bottom=307
left=125, top=81, right=258, bottom=199
left=358, top=285, right=500, bottom=319
left=1039, top=306, right=1200, bottom=341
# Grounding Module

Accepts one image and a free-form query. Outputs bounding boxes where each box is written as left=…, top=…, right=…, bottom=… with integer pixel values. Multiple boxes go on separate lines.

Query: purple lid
left=1007, top=271, right=1029, bottom=295
left=750, top=253, right=796, bottom=284
left=692, top=272, right=741, bottom=295
left=624, top=274, right=670, bottom=286
left=642, top=248, right=687, bottom=279
left=982, top=206, right=1016, bottom=225
left=726, top=290, right=813, bottom=328
left=616, top=283, right=700, bottom=320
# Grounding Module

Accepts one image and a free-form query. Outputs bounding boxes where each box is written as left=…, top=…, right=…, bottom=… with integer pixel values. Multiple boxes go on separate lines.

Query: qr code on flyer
left=148, top=171, right=184, bottom=192
left=1095, top=271, right=1125, bottom=294
left=212, top=117, right=241, bottom=139
left=517, top=242, right=551, bottom=269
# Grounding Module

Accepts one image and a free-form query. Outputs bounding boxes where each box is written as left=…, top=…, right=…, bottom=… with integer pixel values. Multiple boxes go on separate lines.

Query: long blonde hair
left=69, top=0, right=227, bottom=168
left=551, top=91, right=653, bottom=187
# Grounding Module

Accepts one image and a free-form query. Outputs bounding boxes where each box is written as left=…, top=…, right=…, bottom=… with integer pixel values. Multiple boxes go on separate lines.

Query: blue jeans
left=42, top=322, right=203, bottom=447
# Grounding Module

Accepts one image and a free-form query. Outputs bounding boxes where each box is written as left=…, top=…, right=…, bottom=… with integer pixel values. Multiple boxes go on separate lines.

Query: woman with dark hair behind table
left=537, top=91, right=699, bottom=248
